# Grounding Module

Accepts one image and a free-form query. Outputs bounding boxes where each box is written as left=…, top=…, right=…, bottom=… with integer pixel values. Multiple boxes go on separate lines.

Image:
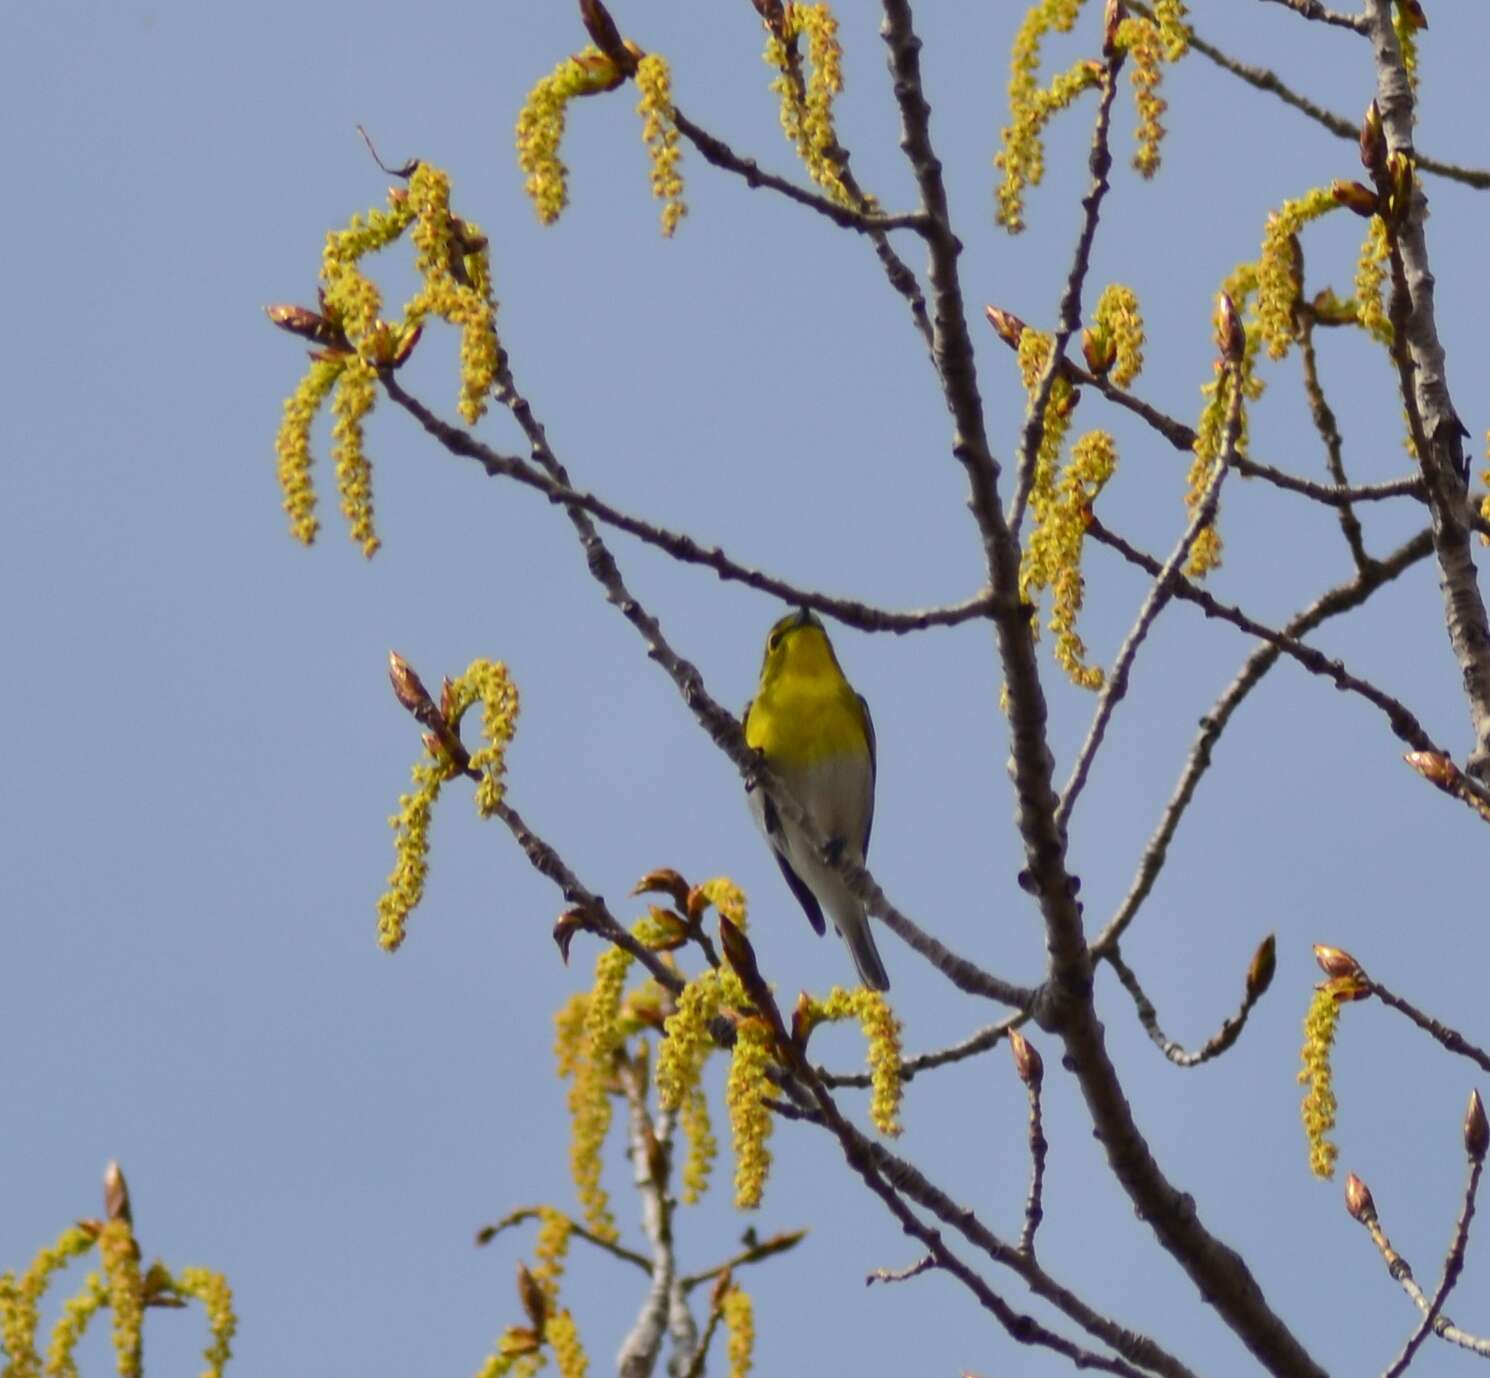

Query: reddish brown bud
left=642, top=907, right=692, bottom=952
left=1404, top=750, right=1460, bottom=793
left=1344, top=1172, right=1376, bottom=1222
left=719, top=915, right=763, bottom=989
left=1215, top=292, right=1244, bottom=365
left=265, top=304, right=348, bottom=350
left=391, top=323, right=423, bottom=369
left=791, top=991, right=823, bottom=1049
left=1398, top=0, right=1427, bottom=30
left=517, top=1262, right=547, bottom=1332
left=553, top=908, right=587, bottom=964
left=1103, top=0, right=1126, bottom=55
left=1246, top=934, right=1277, bottom=1000
left=1359, top=102, right=1387, bottom=174
left=389, top=651, right=437, bottom=720
left=499, top=1329, right=541, bottom=1357
left=1466, top=1089, right=1489, bottom=1162
left=643, top=1123, right=669, bottom=1188
left=633, top=868, right=694, bottom=909
left=103, top=1161, right=132, bottom=1224
left=1313, top=944, right=1364, bottom=983
left=1331, top=180, right=1380, bottom=218
left=579, top=0, right=638, bottom=73
left=984, top=305, right=1026, bottom=350
left=709, top=1266, right=735, bottom=1312
left=1008, top=1029, right=1043, bottom=1088
left=1385, top=151, right=1415, bottom=224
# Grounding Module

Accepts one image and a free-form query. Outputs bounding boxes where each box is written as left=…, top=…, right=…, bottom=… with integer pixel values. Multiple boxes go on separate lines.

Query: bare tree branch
left=1298, top=310, right=1371, bottom=571
left=476, top=1206, right=652, bottom=1273
left=1256, top=0, right=1367, bottom=33
left=1093, top=527, right=1434, bottom=957
left=819, top=1014, right=1023, bottom=1088
left=1107, top=947, right=1269, bottom=1069
left=1368, top=980, right=1490, bottom=1077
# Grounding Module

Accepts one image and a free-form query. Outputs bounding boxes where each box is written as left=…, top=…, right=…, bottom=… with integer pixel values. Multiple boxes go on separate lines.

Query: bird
left=742, top=607, right=889, bottom=991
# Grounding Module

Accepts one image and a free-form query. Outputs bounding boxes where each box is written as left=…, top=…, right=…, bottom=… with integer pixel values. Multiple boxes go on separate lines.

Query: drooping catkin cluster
left=1353, top=214, right=1393, bottom=346
left=268, top=165, right=501, bottom=556
left=762, top=3, right=856, bottom=208
left=996, top=0, right=1190, bottom=231
left=1, top=1181, right=236, bottom=1378
left=1015, top=321, right=1123, bottom=691
left=515, top=40, right=686, bottom=236
left=723, top=1284, right=756, bottom=1378
left=802, top=988, right=905, bottom=1136
left=1256, top=187, right=1340, bottom=360
left=378, top=659, right=521, bottom=953
left=1299, top=983, right=1346, bottom=1179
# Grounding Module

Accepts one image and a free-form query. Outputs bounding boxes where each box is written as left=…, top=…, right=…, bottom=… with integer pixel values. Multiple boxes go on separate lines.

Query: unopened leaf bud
left=1009, top=1028, right=1043, bottom=1088
left=719, top=915, right=763, bottom=989
left=791, top=992, right=824, bottom=1049
left=265, top=304, right=347, bottom=349
left=1215, top=292, right=1244, bottom=364
left=1466, top=1089, right=1489, bottom=1162
left=1398, top=0, right=1427, bottom=30
left=1313, top=944, right=1363, bottom=982
left=1404, top=750, right=1459, bottom=792
left=500, top=1328, right=541, bottom=1358
left=103, top=1162, right=132, bottom=1224
left=1103, top=0, right=1127, bottom=56
left=553, top=908, right=586, bottom=964
left=984, top=305, right=1026, bottom=350
left=1331, top=180, right=1379, bottom=218
left=1359, top=102, right=1386, bottom=174
left=1082, top=326, right=1117, bottom=377
left=1246, top=934, right=1277, bottom=1000
left=633, top=868, right=693, bottom=909
left=1344, top=1171, right=1376, bottom=1222
left=517, top=1261, right=547, bottom=1332
left=389, top=651, right=437, bottom=720
left=710, top=1266, right=735, bottom=1312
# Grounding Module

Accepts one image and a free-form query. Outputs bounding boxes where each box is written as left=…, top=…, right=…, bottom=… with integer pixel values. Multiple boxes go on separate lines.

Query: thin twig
left=1351, top=1172, right=1490, bottom=1360
left=1009, top=53, right=1123, bottom=538
left=673, top=106, right=929, bottom=235
left=819, top=1014, right=1023, bottom=1088
left=1092, top=526, right=1434, bottom=955
left=866, top=1255, right=936, bottom=1286
left=678, top=1230, right=808, bottom=1292
left=1107, top=947, right=1267, bottom=1069
left=1368, top=981, right=1490, bottom=1076
left=1378, top=1155, right=1482, bottom=1378
left=1256, top=0, right=1367, bottom=33
left=1018, top=1073, right=1048, bottom=1256
left=1298, top=310, right=1371, bottom=571
left=1162, top=13, right=1490, bottom=190
left=1087, top=518, right=1439, bottom=753
left=475, top=1206, right=651, bottom=1273
left=381, top=374, right=995, bottom=634
left=1057, top=368, right=1244, bottom=833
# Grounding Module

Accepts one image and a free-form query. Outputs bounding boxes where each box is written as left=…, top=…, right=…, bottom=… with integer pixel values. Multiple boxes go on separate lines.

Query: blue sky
left=7, top=3, right=1490, bottom=1375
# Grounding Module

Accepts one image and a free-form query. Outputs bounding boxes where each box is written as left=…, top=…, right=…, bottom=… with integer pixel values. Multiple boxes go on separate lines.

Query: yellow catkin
left=473, top=1327, right=532, bottom=1378
left=404, top=164, right=503, bottom=425
left=764, top=4, right=855, bottom=207
left=44, top=1272, right=108, bottom=1378
left=329, top=356, right=380, bottom=558
left=532, top=1208, right=573, bottom=1312
left=1353, top=215, right=1393, bottom=346
left=678, top=1082, right=718, bottom=1205
left=516, top=49, right=623, bottom=227
left=1114, top=18, right=1167, bottom=179
left=1041, top=431, right=1118, bottom=690
left=816, top=988, right=905, bottom=1136
left=1393, top=4, right=1418, bottom=90
left=726, top=1020, right=775, bottom=1209
left=273, top=357, right=342, bottom=546
left=692, top=877, right=748, bottom=930
left=657, top=970, right=728, bottom=1112
left=450, top=659, right=521, bottom=818
left=635, top=54, right=686, bottom=236
left=722, top=1287, right=755, bottom=1378
left=1257, top=188, right=1339, bottom=360
left=3, top=1227, right=97, bottom=1377
left=1015, top=328, right=1076, bottom=637
left=377, top=758, right=449, bottom=952
left=1299, top=982, right=1349, bottom=1178
left=546, top=1309, right=588, bottom=1378
left=172, top=1267, right=237, bottom=1378
left=1154, top=0, right=1190, bottom=61
left=994, top=0, right=1088, bottom=232
left=96, top=1221, right=144, bottom=1378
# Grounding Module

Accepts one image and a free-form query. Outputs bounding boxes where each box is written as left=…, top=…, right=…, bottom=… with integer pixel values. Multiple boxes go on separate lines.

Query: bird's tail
left=838, top=906, right=890, bottom=992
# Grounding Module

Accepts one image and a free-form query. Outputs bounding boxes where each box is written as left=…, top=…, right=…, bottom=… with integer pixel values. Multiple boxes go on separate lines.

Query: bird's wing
left=749, top=771, right=828, bottom=936
left=857, top=692, right=876, bottom=856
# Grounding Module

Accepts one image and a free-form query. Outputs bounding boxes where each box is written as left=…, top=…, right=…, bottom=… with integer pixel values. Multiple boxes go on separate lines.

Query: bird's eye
left=768, top=631, right=782, bottom=652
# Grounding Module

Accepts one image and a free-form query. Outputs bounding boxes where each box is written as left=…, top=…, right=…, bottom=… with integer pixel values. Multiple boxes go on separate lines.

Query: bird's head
left=758, top=607, right=840, bottom=683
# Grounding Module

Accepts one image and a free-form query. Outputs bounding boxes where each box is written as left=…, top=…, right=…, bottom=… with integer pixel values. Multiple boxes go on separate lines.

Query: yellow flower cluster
left=532, top=1208, right=573, bottom=1312
left=1112, top=18, right=1166, bottom=179
left=377, top=759, right=448, bottom=953
left=97, top=1221, right=144, bottom=1378
left=1299, top=982, right=1347, bottom=1179
left=273, top=166, right=501, bottom=555
left=1090, top=283, right=1145, bottom=387
left=995, top=0, right=1095, bottom=232
left=0, top=1225, right=96, bottom=1374
left=723, top=1285, right=755, bottom=1378
left=1353, top=214, right=1392, bottom=346
left=693, top=876, right=748, bottom=930
left=1051, top=432, right=1118, bottom=688
left=635, top=54, right=687, bottom=237
left=726, top=1019, right=776, bottom=1209
left=329, top=355, right=380, bottom=557
left=173, top=1267, right=238, bottom=1378
left=1393, top=3, right=1419, bottom=90
left=1154, top=0, right=1190, bottom=62
left=546, top=1308, right=589, bottom=1378
left=516, top=48, right=622, bottom=226
left=765, top=4, right=855, bottom=207
left=274, top=357, right=340, bottom=547
left=43, top=1272, right=108, bottom=1377
left=377, top=659, right=521, bottom=951
left=473, top=1326, right=537, bottom=1378
left=1257, top=187, right=1338, bottom=360
left=812, top=987, right=904, bottom=1136
left=678, top=1081, right=718, bottom=1205
left=656, top=968, right=746, bottom=1113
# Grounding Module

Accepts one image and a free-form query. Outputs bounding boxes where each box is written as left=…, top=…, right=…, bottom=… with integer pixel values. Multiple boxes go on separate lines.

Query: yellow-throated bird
left=743, top=608, right=889, bottom=991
